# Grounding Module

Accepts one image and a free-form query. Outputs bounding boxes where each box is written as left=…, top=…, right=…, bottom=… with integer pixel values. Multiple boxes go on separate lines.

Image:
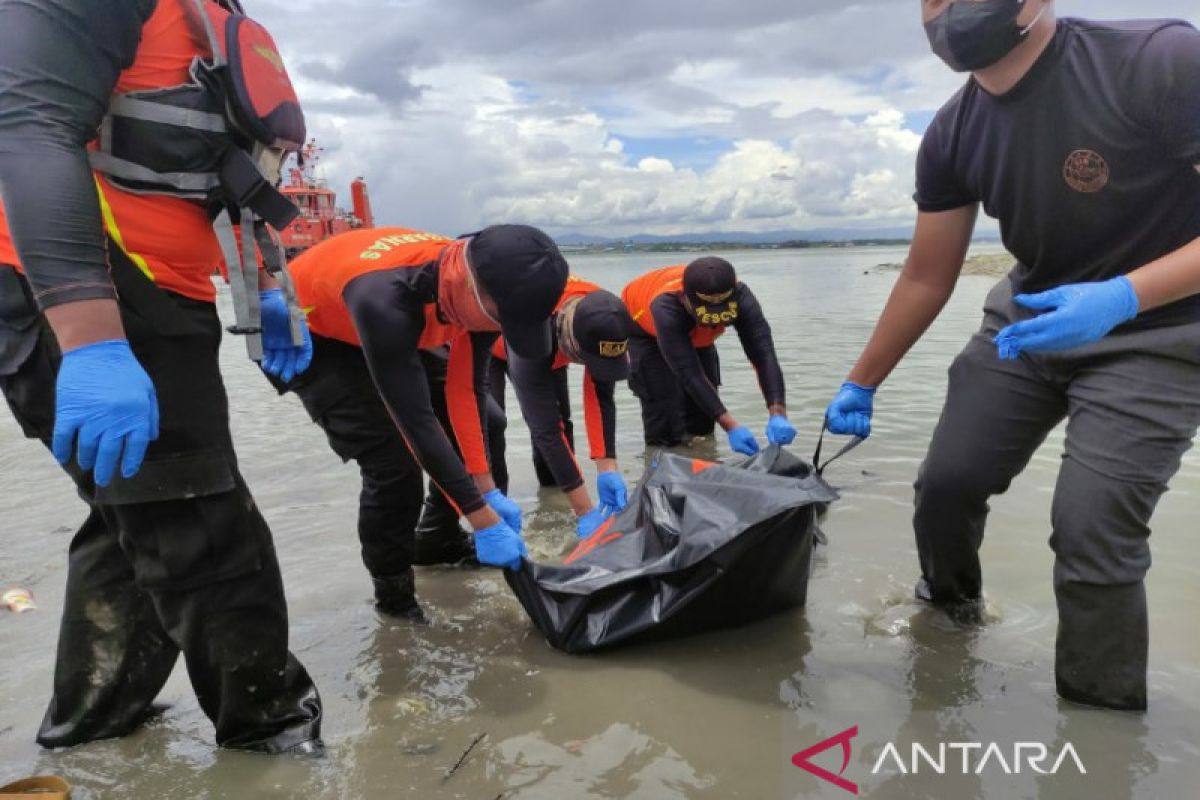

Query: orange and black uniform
left=282, top=228, right=506, bottom=576
left=0, top=0, right=320, bottom=752
left=622, top=265, right=785, bottom=446
left=488, top=277, right=618, bottom=489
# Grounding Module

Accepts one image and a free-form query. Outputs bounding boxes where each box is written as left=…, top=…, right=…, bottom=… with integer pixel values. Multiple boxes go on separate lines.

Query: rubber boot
left=372, top=570, right=427, bottom=622
left=36, top=510, right=181, bottom=749
left=914, top=577, right=984, bottom=625
left=1054, top=581, right=1148, bottom=711
left=412, top=491, right=478, bottom=567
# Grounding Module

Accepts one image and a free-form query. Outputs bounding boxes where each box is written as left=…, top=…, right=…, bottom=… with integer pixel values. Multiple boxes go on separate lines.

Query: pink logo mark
left=792, top=725, right=859, bottom=795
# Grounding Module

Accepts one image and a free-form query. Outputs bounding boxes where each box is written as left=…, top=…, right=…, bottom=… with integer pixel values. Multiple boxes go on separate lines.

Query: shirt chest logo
left=1063, top=149, right=1109, bottom=193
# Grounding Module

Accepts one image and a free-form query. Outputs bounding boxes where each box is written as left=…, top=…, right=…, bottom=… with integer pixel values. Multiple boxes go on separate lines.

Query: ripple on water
left=2, top=252, right=1197, bottom=798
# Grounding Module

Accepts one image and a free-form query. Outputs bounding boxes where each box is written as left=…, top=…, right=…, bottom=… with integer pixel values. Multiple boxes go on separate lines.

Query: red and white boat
left=279, top=139, right=374, bottom=257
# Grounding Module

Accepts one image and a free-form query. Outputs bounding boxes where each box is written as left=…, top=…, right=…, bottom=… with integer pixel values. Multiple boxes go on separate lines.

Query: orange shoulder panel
left=290, top=227, right=453, bottom=346
left=620, top=265, right=686, bottom=337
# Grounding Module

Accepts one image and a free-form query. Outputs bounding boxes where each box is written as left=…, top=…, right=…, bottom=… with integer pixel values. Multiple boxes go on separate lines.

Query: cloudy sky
left=256, top=1, right=1197, bottom=237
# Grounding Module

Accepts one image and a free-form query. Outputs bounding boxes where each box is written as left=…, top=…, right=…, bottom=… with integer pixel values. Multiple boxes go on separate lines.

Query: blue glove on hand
left=484, top=488, right=522, bottom=534
left=259, top=288, right=313, bottom=382
left=596, top=471, right=628, bottom=512
left=727, top=425, right=761, bottom=456
left=576, top=505, right=615, bottom=539
left=52, top=340, right=159, bottom=488
left=825, top=381, right=876, bottom=438
left=765, top=414, right=797, bottom=446
left=994, top=277, right=1139, bottom=359
left=473, top=520, right=527, bottom=570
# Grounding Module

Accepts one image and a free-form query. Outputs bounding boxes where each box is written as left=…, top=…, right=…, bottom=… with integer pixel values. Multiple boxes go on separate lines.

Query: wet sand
left=2, top=246, right=1197, bottom=799
left=874, top=252, right=1015, bottom=277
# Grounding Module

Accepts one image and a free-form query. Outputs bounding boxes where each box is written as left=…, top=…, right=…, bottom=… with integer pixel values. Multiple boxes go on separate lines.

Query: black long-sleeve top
left=343, top=266, right=496, bottom=515
left=505, top=355, right=619, bottom=493
left=0, top=0, right=156, bottom=309
left=647, top=284, right=786, bottom=420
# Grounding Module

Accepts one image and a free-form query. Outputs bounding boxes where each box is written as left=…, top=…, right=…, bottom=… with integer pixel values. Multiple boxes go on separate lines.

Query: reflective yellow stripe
left=93, top=177, right=154, bottom=281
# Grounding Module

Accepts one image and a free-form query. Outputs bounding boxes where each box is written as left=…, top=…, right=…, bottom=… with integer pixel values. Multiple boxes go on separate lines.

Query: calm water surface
left=1, top=247, right=1197, bottom=799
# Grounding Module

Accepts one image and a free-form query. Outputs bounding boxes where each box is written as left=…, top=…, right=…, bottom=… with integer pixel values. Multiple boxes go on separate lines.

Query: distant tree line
left=561, top=238, right=916, bottom=254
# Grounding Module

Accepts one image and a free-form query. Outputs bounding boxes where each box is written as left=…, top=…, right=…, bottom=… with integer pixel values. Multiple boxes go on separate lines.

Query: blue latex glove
left=472, top=520, right=527, bottom=570
left=596, top=470, right=628, bottom=512
left=484, top=488, right=522, bottom=534
left=259, top=288, right=313, bottom=382
left=825, top=381, right=876, bottom=438
left=727, top=425, right=760, bottom=456
left=576, top=505, right=615, bottom=539
left=994, top=277, right=1139, bottom=359
left=52, top=340, right=159, bottom=488
left=765, top=414, right=797, bottom=446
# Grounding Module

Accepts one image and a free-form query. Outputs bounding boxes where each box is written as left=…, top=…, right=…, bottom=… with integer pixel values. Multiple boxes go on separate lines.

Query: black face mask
left=924, top=0, right=1042, bottom=73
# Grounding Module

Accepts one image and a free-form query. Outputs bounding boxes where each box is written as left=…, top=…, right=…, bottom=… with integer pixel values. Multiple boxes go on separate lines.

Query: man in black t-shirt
left=825, top=0, right=1200, bottom=710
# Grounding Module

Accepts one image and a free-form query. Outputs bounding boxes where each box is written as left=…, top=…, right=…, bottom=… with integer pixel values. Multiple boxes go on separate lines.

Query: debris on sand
left=2, top=589, right=36, bottom=613
left=442, top=731, right=488, bottom=782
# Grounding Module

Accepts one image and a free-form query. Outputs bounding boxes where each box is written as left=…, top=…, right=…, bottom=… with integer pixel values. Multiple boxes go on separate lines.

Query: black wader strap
left=812, top=421, right=865, bottom=476
left=218, top=149, right=300, bottom=231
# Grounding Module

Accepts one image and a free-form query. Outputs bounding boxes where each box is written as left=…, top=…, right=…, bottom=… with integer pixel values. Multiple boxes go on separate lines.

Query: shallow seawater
left=1, top=247, right=1197, bottom=799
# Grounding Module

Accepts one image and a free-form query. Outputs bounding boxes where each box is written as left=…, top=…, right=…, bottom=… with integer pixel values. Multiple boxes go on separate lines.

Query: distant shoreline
left=559, top=240, right=1014, bottom=276
left=560, top=239, right=1001, bottom=255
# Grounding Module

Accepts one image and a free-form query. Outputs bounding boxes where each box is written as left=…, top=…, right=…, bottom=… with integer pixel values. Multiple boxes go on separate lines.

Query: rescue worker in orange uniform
left=280, top=225, right=568, bottom=617
left=0, top=0, right=321, bottom=752
left=622, top=258, right=796, bottom=455
left=488, top=276, right=637, bottom=538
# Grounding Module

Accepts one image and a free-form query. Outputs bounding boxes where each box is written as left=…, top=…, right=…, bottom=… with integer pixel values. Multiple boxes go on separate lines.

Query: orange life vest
left=0, top=1, right=224, bottom=302
left=621, top=265, right=726, bottom=348
left=289, top=227, right=456, bottom=350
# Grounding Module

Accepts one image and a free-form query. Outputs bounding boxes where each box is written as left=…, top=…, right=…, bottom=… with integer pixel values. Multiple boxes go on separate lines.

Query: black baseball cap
left=683, top=257, right=739, bottom=325
left=465, top=224, right=570, bottom=359
left=570, top=290, right=633, bottom=383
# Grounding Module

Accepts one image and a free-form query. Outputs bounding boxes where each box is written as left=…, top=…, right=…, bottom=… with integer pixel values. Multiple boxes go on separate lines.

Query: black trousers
left=281, top=336, right=506, bottom=577
left=486, top=357, right=573, bottom=488
left=914, top=279, right=1200, bottom=710
left=0, top=273, right=321, bottom=751
left=628, top=337, right=720, bottom=447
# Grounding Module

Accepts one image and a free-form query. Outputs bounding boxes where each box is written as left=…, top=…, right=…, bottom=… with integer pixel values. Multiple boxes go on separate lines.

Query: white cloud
left=637, top=158, right=676, bottom=174
left=256, top=0, right=1199, bottom=236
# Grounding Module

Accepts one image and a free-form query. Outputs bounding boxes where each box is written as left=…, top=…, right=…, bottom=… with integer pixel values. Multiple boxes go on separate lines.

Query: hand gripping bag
left=506, top=447, right=838, bottom=653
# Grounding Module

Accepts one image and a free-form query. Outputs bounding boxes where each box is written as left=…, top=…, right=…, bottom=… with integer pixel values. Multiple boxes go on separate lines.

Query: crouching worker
left=488, top=277, right=636, bottom=538
left=621, top=258, right=797, bottom=456
left=281, top=225, right=568, bottom=618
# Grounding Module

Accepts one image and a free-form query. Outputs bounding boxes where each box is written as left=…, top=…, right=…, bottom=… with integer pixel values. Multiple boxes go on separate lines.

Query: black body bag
left=506, top=446, right=838, bottom=654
